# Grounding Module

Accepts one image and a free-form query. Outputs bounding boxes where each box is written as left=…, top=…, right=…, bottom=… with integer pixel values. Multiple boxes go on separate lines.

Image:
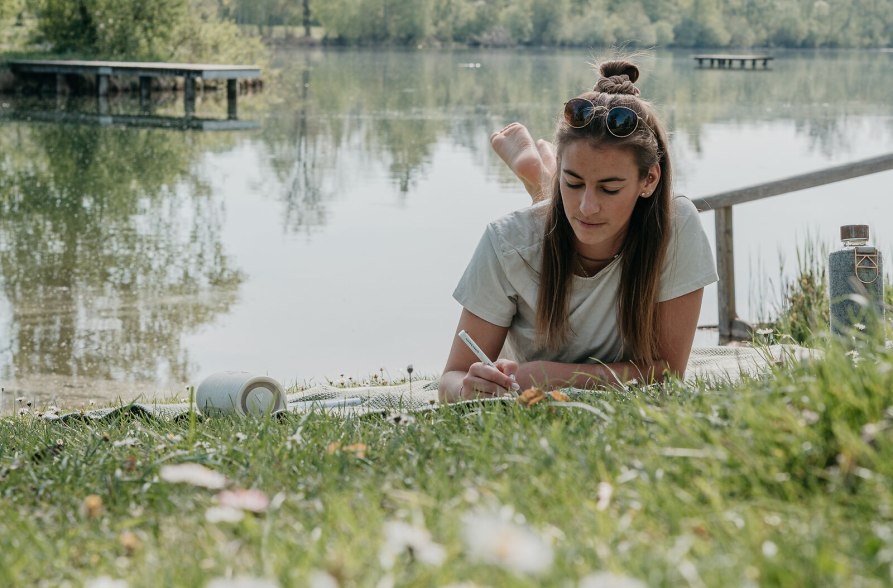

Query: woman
left=439, top=60, right=718, bottom=403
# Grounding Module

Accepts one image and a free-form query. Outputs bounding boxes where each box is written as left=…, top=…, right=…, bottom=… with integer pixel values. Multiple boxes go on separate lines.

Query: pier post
left=227, top=79, right=238, bottom=119
left=139, top=76, right=151, bottom=111
left=714, top=206, right=753, bottom=341
left=97, top=75, right=109, bottom=97
left=184, top=75, right=196, bottom=116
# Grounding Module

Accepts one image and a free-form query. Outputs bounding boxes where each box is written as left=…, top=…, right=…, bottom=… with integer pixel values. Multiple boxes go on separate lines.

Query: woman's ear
left=640, top=163, right=661, bottom=198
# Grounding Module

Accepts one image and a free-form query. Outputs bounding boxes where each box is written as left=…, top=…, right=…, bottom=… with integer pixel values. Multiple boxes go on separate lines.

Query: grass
left=2, top=334, right=893, bottom=587
left=2, top=240, right=891, bottom=586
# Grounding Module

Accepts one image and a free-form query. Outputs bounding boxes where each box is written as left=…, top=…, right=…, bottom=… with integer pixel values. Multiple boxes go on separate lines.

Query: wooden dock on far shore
left=7, top=59, right=262, bottom=118
left=693, top=54, right=774, bottom=69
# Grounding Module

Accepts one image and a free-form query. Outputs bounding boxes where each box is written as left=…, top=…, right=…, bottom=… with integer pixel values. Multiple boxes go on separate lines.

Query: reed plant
left=768, top=241, right=892, bottom=345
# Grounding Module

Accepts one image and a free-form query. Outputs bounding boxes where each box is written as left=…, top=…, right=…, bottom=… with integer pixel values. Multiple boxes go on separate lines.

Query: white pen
left=457, top=329, right=521, bottom=395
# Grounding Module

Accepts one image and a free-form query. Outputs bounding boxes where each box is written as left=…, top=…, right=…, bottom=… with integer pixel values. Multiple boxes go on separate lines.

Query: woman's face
left=559, top=140, right=660, bottom=259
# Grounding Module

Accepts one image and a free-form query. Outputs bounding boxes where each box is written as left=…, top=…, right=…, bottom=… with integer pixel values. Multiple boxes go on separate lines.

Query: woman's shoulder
left=671, top=195, right=699, bottom=222
left=486, top=200, right=549, bottom=257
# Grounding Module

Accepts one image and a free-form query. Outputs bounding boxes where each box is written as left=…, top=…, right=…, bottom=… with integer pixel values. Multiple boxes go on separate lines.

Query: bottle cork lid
left=840, top=224, right=869, bottom=243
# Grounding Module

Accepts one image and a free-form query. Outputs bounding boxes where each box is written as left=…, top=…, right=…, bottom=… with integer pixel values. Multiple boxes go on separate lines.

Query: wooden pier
left=8, top=59, right=262, bottom=118
left=693, top=54, right=774, bottom=69
left=691, top=152, right=893, bottom=341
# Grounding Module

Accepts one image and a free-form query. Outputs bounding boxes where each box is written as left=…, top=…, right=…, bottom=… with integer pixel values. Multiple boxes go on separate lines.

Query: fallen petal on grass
left=216, top=488, right=270, bottom=513
left=81, top=494, right=103, bottom=519
left=327, top=442, right=367, bottom=458
left=159, top=463, right=227, bottom=489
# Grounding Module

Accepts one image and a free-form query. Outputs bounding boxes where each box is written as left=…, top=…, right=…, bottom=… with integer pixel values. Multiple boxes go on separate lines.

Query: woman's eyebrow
left=562, top=168, right=627, bottom=183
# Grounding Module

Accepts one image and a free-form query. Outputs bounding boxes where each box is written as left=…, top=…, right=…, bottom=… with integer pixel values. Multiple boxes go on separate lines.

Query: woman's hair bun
left=594, top=60, right=641, bottom=96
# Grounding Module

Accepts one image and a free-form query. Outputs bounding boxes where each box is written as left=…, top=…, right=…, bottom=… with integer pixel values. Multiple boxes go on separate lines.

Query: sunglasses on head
left=563, top=98, right=640, bottom=138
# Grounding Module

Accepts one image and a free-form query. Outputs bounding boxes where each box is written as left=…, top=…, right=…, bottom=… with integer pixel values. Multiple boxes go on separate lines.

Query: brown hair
left=535, top=60, right=673, bottom=364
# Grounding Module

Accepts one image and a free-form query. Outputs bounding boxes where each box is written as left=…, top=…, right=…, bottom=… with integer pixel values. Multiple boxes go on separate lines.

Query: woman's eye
left=564, top=181, right=584, bottom=190
left=602, top=188, right=620, bottom=195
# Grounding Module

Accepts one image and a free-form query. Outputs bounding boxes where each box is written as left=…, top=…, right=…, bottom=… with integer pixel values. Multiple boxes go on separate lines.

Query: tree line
left=232, top=0, right=893, bottom=49
left=1, top=0, right=890, bottom=62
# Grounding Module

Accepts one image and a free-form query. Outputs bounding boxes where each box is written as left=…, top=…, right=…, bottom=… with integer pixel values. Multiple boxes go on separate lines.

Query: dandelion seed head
left=762, top=540, right=778, bottom=558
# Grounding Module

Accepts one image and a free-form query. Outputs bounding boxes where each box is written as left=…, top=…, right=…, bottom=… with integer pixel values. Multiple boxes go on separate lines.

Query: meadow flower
left=159, top=463, right=227, bottom=489
left=461, top=507, right=554, bottom=575
left=379, top=520, right=447, bottom=569
left=596, top=482, right=613, bottom=511
left=205, top=505, right=245, bottom=524
left=579, top=571, right=647, bottom=588
left=307, top=570, right=339, bottom=588
left=206, top=576, right=279, bottom=588
left=84, top=577, right=129, bottom=588
left=762, top=540, right=778, bottom=558
left=113, top=437, right=140, bottom=448
left=215, top=488, right=269, bottom=513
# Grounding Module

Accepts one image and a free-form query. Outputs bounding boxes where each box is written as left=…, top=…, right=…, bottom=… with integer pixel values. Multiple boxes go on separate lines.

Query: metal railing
left=690, top=152, right=893, bottom=340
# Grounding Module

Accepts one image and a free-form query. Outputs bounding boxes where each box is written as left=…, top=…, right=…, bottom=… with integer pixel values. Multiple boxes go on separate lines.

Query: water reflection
left=0, top=123, right=243, bottom=396
left=257, top=48, right=893, bottom=231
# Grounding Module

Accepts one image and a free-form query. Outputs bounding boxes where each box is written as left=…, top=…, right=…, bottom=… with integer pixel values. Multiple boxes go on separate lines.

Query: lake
left=1, top=47, right=892, bottom=409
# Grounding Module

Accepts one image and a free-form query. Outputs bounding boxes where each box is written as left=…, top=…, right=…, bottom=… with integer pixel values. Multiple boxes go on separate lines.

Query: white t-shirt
left=452, top=196, right=718, bottom=364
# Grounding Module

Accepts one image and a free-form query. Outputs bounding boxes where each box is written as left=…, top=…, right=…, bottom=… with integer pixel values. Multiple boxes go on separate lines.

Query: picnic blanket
left=43, top=345, right=813, bottom=424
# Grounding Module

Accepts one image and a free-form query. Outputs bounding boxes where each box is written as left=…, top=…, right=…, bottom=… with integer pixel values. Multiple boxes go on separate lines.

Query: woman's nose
left=579, top=187, right=600, bottom=215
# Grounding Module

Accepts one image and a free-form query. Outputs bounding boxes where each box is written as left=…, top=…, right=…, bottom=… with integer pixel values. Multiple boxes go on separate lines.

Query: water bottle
left=828, top=224, right=885, bottom=339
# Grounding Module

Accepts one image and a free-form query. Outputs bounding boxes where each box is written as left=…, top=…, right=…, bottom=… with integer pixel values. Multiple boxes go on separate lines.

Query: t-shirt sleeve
left=659, top=197, right=719, bottom=302
left=452, top=225, right=518, bottom=327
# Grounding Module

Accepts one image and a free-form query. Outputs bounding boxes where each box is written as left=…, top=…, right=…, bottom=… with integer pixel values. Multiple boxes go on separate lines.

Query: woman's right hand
left=460, top=359, right=519, bottom=399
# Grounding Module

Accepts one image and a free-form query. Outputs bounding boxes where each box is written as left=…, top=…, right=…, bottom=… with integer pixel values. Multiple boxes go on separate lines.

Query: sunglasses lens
left=564, top=99, right=595, bottom=128
left=605, top=107, right=638, bottom=137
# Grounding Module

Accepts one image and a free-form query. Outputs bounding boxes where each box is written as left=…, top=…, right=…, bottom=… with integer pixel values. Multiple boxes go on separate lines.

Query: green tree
left=673, top=0, right=730, bottom=47
left=31, top=0, right=267, bottom=62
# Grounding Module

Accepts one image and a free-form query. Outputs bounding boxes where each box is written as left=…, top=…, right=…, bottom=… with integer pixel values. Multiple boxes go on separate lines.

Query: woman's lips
left=577, top=219, right=605, bottom=228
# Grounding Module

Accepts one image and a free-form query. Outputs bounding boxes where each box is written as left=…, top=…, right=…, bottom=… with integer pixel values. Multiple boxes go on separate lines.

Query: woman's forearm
left=517, top=359, right=673, bottom=390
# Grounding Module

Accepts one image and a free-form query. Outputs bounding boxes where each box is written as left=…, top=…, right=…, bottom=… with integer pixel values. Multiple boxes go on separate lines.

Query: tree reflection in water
left=0, top=123, right=243, bottom=399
